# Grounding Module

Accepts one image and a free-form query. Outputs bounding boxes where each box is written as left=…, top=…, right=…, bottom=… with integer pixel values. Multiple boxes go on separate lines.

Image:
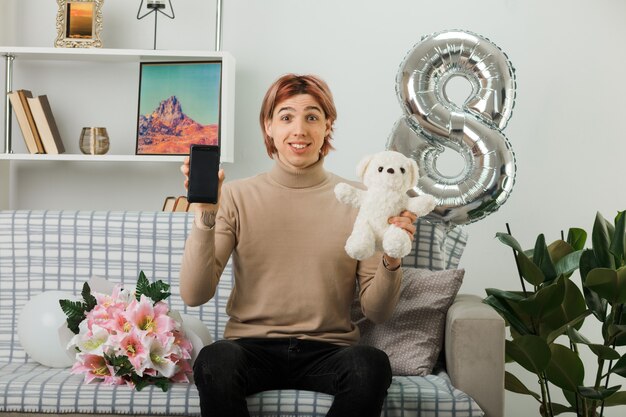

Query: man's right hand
left=180, top=156, right=225, bottom=227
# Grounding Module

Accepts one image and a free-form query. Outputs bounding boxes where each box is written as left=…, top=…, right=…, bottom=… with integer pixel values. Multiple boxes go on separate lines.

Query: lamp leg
left=153, top=12, right=158, bottom=50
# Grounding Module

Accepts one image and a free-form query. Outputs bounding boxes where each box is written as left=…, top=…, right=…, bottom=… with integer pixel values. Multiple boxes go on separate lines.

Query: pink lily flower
left=170, top=353, right=192, bottom=383
left=71, top=353, right=114, bottom=384
left=125, top=295, right=175, bottom=336
left=143, top=334, right=177, bottom=378
left=172, top=330, right=193, bottom=360
left=71, top=324, right=110, bottom=356
left=103, top=306, right=133, bottom=334
left=117, top=329, right=148, bottom=375
left=87, top=304, right=112, bottom=329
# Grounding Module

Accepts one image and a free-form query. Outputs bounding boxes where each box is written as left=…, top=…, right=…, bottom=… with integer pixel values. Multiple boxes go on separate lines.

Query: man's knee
left=194, top=340, right=247, bottom=386
left=343, top=345, right=392, bottom=389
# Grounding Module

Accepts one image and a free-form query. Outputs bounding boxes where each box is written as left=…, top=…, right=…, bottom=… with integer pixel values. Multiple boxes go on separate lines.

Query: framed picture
left=136, top=61, right=223, bottom=156
left=55, top=0, right=104, bottom=48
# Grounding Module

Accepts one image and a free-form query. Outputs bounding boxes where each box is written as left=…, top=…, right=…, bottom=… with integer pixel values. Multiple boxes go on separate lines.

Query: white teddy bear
left=334, top=150, right=437, bottom=260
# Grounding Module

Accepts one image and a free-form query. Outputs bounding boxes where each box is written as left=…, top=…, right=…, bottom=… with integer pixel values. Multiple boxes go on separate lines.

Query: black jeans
left=193, top=337, right=392, bottom=417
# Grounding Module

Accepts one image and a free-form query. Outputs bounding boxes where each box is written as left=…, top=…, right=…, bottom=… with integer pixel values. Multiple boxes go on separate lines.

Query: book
left=26, top=95, right=65, bottom=154
left=162, top=196, right=176, bottom=211
left=173, top=196, right=190, bottom=212
left=7, top=90, right=45, bottom=153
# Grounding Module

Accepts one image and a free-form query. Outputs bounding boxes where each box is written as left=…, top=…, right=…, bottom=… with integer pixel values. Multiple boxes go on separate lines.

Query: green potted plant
left=484, top=210, right=626, bottom=416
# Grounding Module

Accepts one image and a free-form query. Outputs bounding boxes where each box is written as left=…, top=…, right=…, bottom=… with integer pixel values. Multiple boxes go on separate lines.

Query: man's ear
left=325, top=119, right=331, bottom=138
left=356, top=155, right=373, bottom=181
left=264, top=120, right=272, bottom=138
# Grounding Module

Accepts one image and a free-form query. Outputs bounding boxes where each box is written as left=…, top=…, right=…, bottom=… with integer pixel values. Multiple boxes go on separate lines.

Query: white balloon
left=18, top=290, right=76, bottom=368
left=180, top=313, right=213, bottom=364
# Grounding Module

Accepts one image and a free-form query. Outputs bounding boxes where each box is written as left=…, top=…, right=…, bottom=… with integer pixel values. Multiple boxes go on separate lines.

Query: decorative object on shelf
left=162, top=196, right=194, bottom=212
left=136, top=61, right=222, bottom=156
left=59, top=272, right=197, bottom=391
left=55, top=0, right=104, bottom=48
left=79, top=127, right=109, bottom=154
left=136, top=0, right=175, bottom=50
left=7, top=89, right=45, bottom=154
left=173, top=196, right=191, bottom=211
left=162, top=196, right=176, bottom=211
left=26, top=95, right=66, bottom=154
left=484, top=212, right=626, bottom=415
left=387, top=30, right=517, bottom=229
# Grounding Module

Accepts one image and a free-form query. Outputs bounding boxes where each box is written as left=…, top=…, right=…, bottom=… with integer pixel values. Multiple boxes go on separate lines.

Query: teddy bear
left=334, top=150, right=436, bottom=260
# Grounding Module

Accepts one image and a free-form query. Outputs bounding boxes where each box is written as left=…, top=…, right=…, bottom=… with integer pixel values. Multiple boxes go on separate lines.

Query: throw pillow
left=402, top=220, right=468, bottom=271
left=355, top=267, right=465, bottom=376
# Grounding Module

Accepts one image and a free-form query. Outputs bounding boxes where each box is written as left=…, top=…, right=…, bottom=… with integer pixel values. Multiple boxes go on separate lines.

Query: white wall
left=0, top=0, right=16, bottom=44
left=2, top=1, right=626, bottom=415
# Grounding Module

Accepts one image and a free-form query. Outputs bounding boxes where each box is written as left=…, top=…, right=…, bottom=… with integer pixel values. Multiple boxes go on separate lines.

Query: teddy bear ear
left=356, top=155, right=373, bottom=180
left=408, top=158, right=419, bottom=187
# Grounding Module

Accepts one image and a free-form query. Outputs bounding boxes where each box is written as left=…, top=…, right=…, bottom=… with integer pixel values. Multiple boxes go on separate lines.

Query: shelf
left=1, top=46, right=236, bottom=163
left=0, top=46, right=232, bottom=63
left=0, top=153, right=185, bottom=162
left=1, top=1, right=228, bottom=210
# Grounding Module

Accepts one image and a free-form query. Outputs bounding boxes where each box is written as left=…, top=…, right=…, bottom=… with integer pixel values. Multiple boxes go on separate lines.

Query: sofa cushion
left=0, top=362, right=481, bottom=416
left=355, top=268, right=465, bottom=376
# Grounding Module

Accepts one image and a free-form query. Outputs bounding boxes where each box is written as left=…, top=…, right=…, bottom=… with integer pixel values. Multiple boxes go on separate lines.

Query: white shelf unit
left=0, top=153, right=186, bottom=162
left=1, top=46, right=236, bottom=163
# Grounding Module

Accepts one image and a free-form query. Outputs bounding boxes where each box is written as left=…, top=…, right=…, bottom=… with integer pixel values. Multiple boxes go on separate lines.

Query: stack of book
left=162, top=196, right=195, bottom=212
left=8, top=89, right=65, bottom=154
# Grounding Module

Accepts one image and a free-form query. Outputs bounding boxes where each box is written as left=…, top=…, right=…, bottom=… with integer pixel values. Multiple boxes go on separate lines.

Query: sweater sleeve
left=356, top=253, right=402, bottom=324
left=179, top=185, right=238, bottom=306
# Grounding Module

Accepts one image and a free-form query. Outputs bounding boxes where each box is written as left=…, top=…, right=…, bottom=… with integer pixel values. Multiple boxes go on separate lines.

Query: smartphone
left=187, top=145, right=220, bottom=204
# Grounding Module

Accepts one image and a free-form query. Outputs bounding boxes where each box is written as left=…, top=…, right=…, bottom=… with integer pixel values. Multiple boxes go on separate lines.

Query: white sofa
left=0, top=210, right=504, bottom=417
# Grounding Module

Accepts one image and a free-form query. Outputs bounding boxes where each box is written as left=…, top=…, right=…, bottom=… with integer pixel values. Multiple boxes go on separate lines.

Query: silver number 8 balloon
left=387, top=30, right=517, bottom=227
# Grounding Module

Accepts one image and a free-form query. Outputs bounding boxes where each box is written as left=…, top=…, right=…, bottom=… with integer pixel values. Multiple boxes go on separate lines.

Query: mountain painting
left=136, top=61, right=222, bottom=155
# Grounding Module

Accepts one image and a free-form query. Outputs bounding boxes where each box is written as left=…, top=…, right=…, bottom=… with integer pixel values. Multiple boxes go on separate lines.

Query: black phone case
left=187, top=145, right=220, bottom=204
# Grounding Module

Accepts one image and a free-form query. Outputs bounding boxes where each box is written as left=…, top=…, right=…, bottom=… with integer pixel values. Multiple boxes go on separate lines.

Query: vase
left=79, top=127, right=109, bottom=155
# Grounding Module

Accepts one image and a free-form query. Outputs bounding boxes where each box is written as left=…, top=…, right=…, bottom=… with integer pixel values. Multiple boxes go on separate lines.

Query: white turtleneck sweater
left=180, top=157, right=402, bottom=346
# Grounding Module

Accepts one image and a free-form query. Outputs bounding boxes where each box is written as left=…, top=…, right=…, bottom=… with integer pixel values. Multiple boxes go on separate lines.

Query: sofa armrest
left=445, top=294, right=505, bottom=417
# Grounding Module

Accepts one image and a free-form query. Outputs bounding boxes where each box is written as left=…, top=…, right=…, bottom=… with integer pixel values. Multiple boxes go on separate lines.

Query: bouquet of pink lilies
left=60, top=272, right=193, bottom=391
